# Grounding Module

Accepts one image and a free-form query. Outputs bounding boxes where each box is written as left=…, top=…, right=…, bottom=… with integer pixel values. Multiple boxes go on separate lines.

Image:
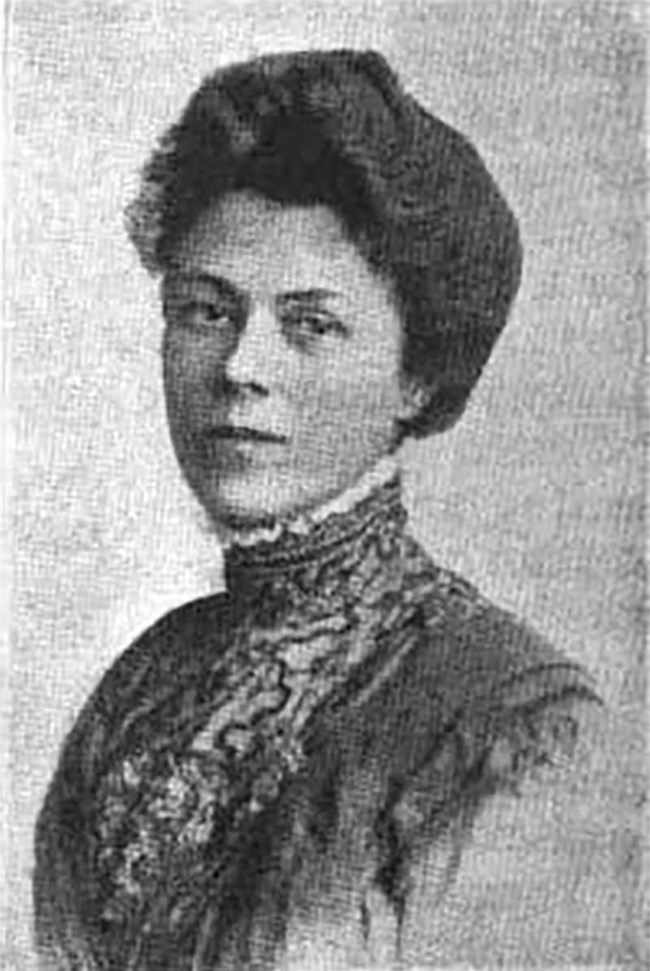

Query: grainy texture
left=8, top=1, right=646, bottom=968
left=32, top=474, right=615, bottom=967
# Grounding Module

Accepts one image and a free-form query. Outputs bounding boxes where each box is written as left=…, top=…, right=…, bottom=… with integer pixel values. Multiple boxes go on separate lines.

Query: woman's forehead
left=169, top=191, right=380, bottom=296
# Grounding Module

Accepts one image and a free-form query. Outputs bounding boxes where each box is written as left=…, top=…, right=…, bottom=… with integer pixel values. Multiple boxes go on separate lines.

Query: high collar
left=223, top=458, right=408, bottom=597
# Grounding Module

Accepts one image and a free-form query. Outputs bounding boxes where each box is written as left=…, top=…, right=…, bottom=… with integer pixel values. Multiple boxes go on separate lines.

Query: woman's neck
left=215, top=455, right=402, bottom=553
left=220, top=454, right=408, bottom=599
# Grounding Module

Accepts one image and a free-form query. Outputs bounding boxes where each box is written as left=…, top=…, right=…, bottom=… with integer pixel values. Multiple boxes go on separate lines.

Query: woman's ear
left=398, top=379, right=429, bottom=423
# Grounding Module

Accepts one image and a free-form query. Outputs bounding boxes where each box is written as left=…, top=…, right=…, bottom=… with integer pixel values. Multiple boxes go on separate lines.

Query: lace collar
left=222, top=456, right=406, bottom=585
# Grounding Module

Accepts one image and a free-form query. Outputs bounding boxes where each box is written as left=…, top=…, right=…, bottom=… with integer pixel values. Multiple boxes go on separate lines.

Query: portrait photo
left=7, top=1, right=646, bottom=969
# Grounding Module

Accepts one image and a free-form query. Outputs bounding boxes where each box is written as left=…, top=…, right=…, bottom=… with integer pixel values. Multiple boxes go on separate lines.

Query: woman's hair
left=126, top=49, right=523, bottom=437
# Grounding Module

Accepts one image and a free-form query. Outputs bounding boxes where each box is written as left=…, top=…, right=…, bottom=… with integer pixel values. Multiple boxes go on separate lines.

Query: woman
left=34, top=49, right=626, bottom=969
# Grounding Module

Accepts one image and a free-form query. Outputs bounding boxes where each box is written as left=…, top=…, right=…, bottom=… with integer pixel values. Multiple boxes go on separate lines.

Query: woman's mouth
left=189, top=426, right=288, bottom=466
left=209, top=426, right=288, bottom=443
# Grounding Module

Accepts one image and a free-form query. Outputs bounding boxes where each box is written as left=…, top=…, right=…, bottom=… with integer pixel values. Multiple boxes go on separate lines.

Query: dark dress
left=33, top=472, right=600, bottom=970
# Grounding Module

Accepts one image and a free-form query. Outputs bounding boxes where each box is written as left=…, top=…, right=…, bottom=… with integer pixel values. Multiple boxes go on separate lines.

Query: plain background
left=7, top=1, right=646, bottom=966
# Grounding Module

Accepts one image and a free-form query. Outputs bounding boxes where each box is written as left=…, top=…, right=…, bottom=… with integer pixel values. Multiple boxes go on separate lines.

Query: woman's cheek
left=294, top=375, right=396, bottom=467
left=164, top=335, right=220, bottom=417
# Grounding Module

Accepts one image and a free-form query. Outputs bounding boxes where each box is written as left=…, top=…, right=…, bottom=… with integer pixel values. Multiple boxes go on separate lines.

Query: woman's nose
left=225, top=300, right=284, bottom=392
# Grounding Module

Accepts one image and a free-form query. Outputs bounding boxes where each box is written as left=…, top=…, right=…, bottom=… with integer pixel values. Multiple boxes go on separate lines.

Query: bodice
left=34, top=467, right=597, bottom=971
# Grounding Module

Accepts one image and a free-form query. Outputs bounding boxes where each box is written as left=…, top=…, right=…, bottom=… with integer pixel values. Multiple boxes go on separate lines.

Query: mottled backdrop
left=8, top=1, right=646, bottom=967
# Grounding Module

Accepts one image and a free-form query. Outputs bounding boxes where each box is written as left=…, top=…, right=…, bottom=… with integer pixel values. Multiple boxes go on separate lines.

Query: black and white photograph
left=7, top=2, right=647, bottom=968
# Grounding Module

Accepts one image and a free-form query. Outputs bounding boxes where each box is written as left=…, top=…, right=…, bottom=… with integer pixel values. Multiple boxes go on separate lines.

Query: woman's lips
left=189, top=426, right=288, bottom=465
left=209, top=426, right=288, bottom=443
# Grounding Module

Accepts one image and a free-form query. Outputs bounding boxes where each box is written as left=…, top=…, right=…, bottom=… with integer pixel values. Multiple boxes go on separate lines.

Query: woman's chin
left=197, top=476, right=306, bottom=531
left=193, top=461, right=384, bottom=533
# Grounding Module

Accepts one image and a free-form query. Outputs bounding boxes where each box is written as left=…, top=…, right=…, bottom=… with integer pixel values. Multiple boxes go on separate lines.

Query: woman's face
left=162, top=190, right=413, bottom=528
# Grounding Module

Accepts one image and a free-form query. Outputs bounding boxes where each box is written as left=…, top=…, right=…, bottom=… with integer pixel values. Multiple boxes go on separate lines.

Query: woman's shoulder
left=34, top=591, right=234, bottom=968
left=307, top=580, right=630, bottom=965
left=328, top=572, right=600, bottom=783
left=338, top=571, right=632, bottom=964
left=398, top=696, right=632, bottom=966
left=91, top=591, right=232, bottom=702
left=41, top=591, right=234, bottom=799
left=414, top=568, right=598, bottom=704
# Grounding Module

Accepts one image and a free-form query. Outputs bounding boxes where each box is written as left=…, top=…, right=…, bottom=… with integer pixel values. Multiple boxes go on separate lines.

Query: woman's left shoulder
left=400, top=696, right=633, bottom=967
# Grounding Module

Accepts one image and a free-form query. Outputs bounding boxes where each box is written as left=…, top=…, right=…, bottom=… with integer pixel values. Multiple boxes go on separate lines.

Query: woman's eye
left=171, top=300, right=234, bottom=331
left=285, top=311, right=344, bottom=340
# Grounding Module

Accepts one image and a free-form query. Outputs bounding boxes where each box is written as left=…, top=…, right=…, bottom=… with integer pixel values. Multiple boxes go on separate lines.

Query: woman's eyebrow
left=168, top=271, right=244, bottom=300
left=279, top=288, right=341, bottom=303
